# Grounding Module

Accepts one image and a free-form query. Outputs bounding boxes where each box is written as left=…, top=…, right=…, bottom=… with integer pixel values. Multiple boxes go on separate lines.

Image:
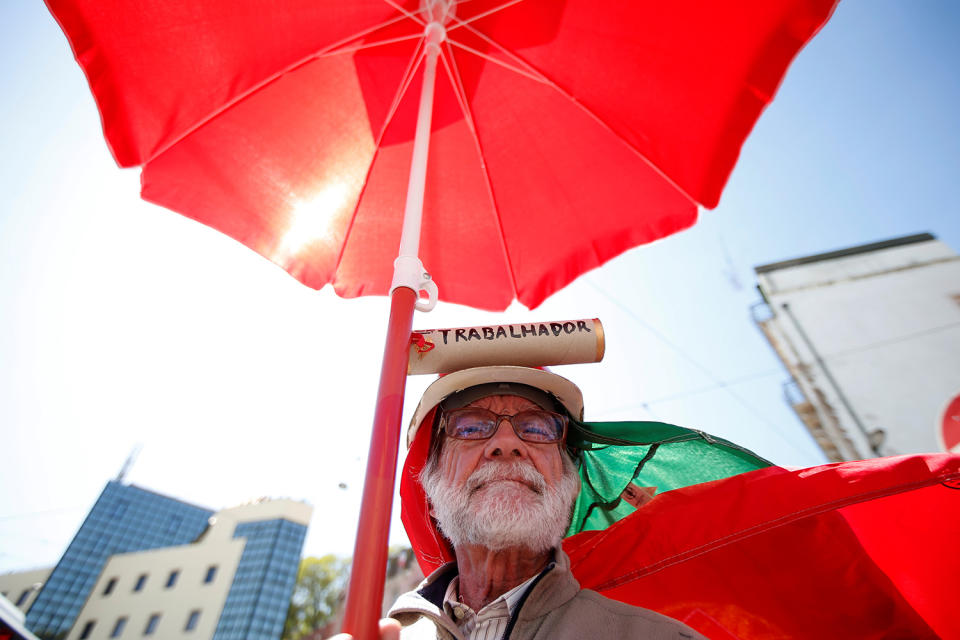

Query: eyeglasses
left=440, top=407, right=568, bottom=444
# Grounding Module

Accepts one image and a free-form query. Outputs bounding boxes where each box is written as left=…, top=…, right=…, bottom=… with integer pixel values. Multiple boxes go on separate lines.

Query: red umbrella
left=45, top=1, right=839, bottom=637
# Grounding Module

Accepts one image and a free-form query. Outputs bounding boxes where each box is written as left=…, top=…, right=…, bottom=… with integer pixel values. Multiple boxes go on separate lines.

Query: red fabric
left=46, top=0, right=837, bottom=309
left=400, top=407, right=457, bottom=571
left=567, top=454, right=960, bottom=639
left=401, top=417, right=960, bottom=638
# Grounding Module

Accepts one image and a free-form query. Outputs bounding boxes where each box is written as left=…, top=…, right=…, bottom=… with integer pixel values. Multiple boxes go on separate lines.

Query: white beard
left=420, top=454, right=580, bottom=553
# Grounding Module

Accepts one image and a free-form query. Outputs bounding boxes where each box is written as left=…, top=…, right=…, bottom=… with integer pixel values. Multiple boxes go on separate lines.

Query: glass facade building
left=25, top=482, right=213, bottom=639
left=212, top=520, right=306, bottom=640
left=22, top=482, right=310, bottom=640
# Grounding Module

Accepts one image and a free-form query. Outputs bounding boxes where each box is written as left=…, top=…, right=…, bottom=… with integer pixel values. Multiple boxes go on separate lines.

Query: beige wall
left=66, top=535, right=243, bottom=640
left=0, top=567, right=51, bottom=614
left=214, top=498, right=312, bottom=527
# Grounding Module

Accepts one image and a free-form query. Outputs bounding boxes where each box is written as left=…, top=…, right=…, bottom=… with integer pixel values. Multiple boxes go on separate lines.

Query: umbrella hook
left=392, top=255, right=438, bottom=312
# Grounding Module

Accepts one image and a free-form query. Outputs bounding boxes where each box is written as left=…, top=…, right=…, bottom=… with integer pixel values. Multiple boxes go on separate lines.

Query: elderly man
left=338, top=366, right=704, bottom=640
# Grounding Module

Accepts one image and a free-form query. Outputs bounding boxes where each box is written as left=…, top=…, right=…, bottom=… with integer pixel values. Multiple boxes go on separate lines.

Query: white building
left=754, top=233, right=960, bottom=461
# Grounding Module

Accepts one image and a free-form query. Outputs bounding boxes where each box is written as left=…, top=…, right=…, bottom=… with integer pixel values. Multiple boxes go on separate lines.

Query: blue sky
left=1, top=0, right=958, bottom=571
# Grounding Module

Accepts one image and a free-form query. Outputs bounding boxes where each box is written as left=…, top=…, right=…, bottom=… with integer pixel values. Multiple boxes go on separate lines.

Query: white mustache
left=466, top=461, right=546, bottom=495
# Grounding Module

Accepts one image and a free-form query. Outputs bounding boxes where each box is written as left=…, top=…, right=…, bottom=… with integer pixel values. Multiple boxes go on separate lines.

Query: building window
left=109, top=499, right=129, bottom=519
left=103, top=577, right=118, bottom=596
left=133, top=574, right=147, bottom=592
left=184, top=610, right=201, bottom=632
left=15, top=589, right=30, bottom=606
left=165, top=570, right=179, bottom=588
left=166, top=515, right=183, bottom=534
left=203, top=565, right=217, bottom=584
left=144, top=613, right=161, bottom=636
left=78, top=621, right=96, bottom=639
left=110, top=616, right=127, bottom=638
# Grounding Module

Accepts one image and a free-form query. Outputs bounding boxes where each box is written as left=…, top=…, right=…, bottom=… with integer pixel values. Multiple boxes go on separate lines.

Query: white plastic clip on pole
left=390, top=9, right=451, bottom=312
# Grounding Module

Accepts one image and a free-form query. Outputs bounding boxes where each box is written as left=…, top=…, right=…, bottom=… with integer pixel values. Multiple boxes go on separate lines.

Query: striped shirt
left=442, top=574, right=536, bottom=640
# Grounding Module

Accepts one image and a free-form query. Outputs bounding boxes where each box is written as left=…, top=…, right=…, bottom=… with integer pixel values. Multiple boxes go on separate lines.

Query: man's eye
left=517, top=420, right=552, bottom=438
left=520, top=423, right=549, bottom=435
left=455, top=421, right=489, bottom=437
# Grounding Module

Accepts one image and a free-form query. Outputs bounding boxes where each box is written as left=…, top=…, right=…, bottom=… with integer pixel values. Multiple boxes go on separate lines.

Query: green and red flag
left=401, top=417, right=960, bottom=638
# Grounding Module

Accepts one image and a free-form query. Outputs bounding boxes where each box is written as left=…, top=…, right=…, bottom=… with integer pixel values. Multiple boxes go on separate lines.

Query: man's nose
left=483, top=418, right=528, bottom=459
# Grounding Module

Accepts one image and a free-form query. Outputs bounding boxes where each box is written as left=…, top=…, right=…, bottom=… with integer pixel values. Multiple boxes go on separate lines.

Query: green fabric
left=566, top=420, right=772, bottom=535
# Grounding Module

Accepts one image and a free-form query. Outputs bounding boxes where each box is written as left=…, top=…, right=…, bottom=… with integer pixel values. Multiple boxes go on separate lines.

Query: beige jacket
left=388, top=550, right=705, bottom=640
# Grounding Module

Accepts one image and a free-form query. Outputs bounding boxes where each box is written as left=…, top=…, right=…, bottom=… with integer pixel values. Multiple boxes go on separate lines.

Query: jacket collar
left=394, top=548, right=580, bottom=621
left=418, top=561, right=459, bottom=608
left=513, top=548, right=580, bottom=621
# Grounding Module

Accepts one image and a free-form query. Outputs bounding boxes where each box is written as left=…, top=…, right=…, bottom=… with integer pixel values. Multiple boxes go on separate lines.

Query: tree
left=283, top=555, right=350, bottom=640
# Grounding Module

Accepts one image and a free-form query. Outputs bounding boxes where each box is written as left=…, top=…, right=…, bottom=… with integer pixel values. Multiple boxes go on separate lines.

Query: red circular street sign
left=939, top=393, right=960, bottom=453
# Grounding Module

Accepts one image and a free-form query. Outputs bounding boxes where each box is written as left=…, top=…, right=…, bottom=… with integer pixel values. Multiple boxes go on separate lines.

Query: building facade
left=26, top=482, right=214, bottom=639
left=754, top=233, right=960, bottom=461
left=16, top=482, right=310, bottom=640
left=0, top=568, right=51, bottom=616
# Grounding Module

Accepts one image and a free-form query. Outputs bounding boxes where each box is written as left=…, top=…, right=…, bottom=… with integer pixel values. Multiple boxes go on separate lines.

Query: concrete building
left=753, top=233, right=960, bottom=461
left=15, top=481, right=310, bottom=640
left=0, top=568, right=51, bottom=615
left=26, top=482, right=214, bottom=639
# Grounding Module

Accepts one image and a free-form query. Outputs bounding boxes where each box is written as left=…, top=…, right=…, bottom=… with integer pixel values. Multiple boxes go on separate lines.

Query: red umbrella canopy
left=47, top=0, right=838, bottom=309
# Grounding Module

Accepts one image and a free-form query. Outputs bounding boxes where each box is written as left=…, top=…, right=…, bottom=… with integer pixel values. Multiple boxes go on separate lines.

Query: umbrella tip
left=421, top=0, right=455, bottom=26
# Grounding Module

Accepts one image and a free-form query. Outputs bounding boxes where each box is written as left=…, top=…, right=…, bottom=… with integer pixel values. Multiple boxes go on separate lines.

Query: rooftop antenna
left=116, top=444, right=142, bottom=483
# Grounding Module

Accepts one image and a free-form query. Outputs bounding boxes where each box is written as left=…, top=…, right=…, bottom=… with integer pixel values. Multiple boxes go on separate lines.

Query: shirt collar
left=442, top=572, right=538, bottom=619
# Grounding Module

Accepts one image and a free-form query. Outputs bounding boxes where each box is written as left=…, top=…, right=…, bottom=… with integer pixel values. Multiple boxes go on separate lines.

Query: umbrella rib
left=374, top=44, right=429, bottom=148
left=331, top=41, right=429, bottom=280
left=380, top=0, right=427, bottom=26
left=459, top=23, right=700, bottom=206
left=314, top=13, right=416, bottom=57
left=445, top=0, right=528, bottom=33
left=321, top=33, right=424, bottom=57
left=440, top=44, right=476, bottom=139
left=445, top=39, right=551, bottom=85
left=142, top=13, right=420, bottom=164
left=454, top=22, right=550, bottom=81
left=439, top=42, right=521, bottom=299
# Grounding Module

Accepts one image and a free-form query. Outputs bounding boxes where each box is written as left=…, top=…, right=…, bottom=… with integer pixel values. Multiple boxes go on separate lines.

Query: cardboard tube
left=408, top=319, right=604, bottom=374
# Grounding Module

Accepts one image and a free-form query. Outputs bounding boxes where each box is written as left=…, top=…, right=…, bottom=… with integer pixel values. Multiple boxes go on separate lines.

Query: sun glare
left=275, top=182, right=352, bottom=265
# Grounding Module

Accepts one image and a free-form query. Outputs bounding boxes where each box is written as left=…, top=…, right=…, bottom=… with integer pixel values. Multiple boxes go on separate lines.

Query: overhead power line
left=585, top=279, right=819, bottom=458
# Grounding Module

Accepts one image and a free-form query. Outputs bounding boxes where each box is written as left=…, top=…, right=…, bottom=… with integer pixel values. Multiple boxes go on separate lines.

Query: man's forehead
left=466, top=394, right=541, bottom=412
left=440, top=381, right=561, bottom=413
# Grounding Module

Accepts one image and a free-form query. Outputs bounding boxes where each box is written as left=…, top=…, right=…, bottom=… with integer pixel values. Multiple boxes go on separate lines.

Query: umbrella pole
left=341, top=9, right=449, bottom=639
left=340, top=286, right=416, bottom=640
